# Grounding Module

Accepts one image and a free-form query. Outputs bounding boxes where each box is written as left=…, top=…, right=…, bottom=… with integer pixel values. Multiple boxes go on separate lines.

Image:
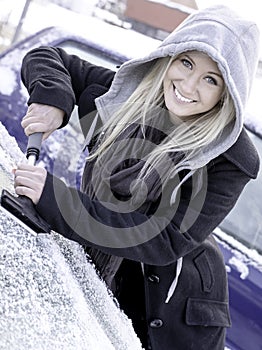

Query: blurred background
left=0, top=0, right=261, bottom=52
left=1, top=0, right=261, bottom=148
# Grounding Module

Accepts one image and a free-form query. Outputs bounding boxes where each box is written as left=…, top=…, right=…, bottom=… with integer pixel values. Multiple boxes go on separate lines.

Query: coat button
left=147, top=274, right=160, bottom=283
left=149, top=319, right=163, bottom=328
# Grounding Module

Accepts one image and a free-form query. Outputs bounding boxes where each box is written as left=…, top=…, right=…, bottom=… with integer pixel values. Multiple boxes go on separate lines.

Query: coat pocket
left=194, top=250, right=214, bottom=293
left=186, top=298, right=231, bottom=327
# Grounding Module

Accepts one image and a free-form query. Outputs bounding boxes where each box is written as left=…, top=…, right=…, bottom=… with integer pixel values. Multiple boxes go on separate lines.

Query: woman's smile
left=173, top=85, right=196, bottom=104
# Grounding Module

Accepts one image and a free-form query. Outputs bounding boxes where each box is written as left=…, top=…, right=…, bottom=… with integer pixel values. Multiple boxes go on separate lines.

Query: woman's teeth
left=174, top=87, right=194, bottom=103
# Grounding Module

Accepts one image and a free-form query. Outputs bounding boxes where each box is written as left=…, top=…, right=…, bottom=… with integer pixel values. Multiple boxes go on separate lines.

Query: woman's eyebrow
left=208, top=71, right=223, bottom=79
left=184, top=54, right=195, bottom=65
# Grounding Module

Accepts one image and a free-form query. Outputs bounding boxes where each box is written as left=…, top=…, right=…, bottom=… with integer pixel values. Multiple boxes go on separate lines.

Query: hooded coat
left=21, top=5, right=260, bottom=350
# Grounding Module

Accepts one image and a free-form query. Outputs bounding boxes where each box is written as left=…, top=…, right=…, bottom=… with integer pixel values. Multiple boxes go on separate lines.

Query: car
left=0, top=21, right=261, bottom=350
left=0, top=23, right=159, bottom=188
left=215, top=127, right=262, bottom=350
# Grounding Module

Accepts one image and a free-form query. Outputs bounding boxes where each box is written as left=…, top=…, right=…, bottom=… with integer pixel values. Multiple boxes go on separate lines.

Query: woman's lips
left=173, top=85, right=196, bottom=104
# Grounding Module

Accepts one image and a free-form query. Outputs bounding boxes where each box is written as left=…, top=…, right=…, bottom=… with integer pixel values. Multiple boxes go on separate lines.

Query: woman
left=14, top=5, right=260, bottom=350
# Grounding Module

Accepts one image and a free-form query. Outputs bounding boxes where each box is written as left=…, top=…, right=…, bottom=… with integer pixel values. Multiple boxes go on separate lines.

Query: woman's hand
left=21, top=103, right=65, bottom=140
left=14, top=163, right=47, bottom=205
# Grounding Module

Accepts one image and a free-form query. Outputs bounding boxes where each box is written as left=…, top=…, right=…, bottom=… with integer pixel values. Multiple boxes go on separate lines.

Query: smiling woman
left=11, top=5, right=261, bottom=350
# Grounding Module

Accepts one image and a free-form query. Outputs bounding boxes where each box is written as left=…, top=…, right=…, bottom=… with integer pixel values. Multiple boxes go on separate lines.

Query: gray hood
left=95, top=5, right=260, bottom=168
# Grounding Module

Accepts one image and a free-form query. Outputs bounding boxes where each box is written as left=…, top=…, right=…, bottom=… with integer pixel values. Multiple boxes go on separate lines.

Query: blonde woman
left=15, top=5, right=259, bottom=350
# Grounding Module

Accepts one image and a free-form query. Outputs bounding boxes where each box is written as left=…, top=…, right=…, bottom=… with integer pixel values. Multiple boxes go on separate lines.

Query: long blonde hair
left=88, top=55, right=235, bottom=187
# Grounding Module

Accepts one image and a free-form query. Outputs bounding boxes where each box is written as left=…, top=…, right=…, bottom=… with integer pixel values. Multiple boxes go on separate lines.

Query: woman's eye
left=181, top=59, right=192, bottom=69
left=205, top=76, right=217, bottom=86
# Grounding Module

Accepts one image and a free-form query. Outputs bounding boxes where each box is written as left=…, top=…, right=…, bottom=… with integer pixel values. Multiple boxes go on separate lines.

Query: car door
left=214, top=130, right=262, bottom=350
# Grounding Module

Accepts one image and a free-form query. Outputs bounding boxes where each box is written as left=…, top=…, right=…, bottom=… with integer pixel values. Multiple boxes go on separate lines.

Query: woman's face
left=163, top=51, right=225, bottom=122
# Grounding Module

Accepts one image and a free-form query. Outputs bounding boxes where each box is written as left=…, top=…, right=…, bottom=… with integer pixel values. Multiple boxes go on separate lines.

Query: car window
left=59, top=40, right=121, bottom=70
left=220, top=130, right=262, bottom=253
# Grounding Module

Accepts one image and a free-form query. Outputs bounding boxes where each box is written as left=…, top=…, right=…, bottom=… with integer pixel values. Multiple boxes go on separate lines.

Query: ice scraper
left=1, top=132, right=51, bottom=233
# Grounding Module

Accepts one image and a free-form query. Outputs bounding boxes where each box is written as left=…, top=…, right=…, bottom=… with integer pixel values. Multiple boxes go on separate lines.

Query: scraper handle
left=26, top=132, right=43, bottom=165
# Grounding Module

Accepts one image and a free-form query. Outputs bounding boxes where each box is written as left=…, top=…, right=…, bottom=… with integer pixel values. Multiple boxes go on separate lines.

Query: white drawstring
left=165, top=257, right=183, bottom=303
left=170, top=169, right=195, bottom=205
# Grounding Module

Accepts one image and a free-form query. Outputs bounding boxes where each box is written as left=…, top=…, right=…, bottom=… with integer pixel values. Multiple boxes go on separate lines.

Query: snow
left=214, top=227, right=262, bottom=277
left=1, top=0, right=262, bottom=136
left=0, top=2, right=261, bottom=348
left=228, top=256, right=249, bottom=280
left=0, top=66, right=17, bottom=95
left=1, top=1, right=160, bottom=60
left=0, top=122, right=25, bottom=192
left=0, top=122, right=143, bottom=349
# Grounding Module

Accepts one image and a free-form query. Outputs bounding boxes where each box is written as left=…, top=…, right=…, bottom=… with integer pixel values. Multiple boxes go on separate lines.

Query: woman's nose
left=181, top=74, right=199, bottom=95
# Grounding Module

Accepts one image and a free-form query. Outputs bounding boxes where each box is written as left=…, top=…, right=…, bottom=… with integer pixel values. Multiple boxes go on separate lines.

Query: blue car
left=0, top=23, right=261, bottom=350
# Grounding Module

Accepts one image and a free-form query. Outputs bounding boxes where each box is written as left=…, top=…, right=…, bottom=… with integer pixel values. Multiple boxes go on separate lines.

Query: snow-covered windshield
left=0, top=122, right=143, bottom=350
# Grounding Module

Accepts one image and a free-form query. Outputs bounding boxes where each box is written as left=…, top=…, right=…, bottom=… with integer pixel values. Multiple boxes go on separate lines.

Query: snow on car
left=0, top=121, right=143, bottom=350
left=0, top=12, right=261, bottom=350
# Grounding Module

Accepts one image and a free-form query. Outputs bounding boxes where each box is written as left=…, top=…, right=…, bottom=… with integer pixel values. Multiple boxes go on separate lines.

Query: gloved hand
left=21, top=103, right=64, bottom=140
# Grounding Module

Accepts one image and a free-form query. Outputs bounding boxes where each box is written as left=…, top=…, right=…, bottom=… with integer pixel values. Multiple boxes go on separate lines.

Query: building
left=124, top=0, right=198, bottom=39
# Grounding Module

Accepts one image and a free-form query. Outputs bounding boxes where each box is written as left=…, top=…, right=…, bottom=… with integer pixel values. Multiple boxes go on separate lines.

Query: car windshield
left=220, top=130, right=262, bottom=254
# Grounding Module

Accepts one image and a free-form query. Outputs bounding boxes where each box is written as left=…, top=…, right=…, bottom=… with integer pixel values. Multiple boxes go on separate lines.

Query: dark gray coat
left=21, top=47, right=259, bottom=350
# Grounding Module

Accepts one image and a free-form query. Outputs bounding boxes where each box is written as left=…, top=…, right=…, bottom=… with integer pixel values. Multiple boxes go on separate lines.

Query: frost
left=0, top=122, right=142, bottom=349
left=214, top=227, right=262, bottom=274
left=0, top=121, right=26, bottom=193
left=0, top=66, right=17, bottom=96
left=0, top=122, right=24, bottom=161
left=228, top=256, right=249, bottom=279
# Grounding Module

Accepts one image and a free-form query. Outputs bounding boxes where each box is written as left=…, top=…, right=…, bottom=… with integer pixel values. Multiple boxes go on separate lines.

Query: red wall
left=125, top=0, right=191, bottom=32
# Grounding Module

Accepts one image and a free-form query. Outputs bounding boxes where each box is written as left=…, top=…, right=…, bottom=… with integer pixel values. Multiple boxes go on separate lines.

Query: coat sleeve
left=21, top=46, right=115, bottom=126
left=35, top=154, right=252, bottom=266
